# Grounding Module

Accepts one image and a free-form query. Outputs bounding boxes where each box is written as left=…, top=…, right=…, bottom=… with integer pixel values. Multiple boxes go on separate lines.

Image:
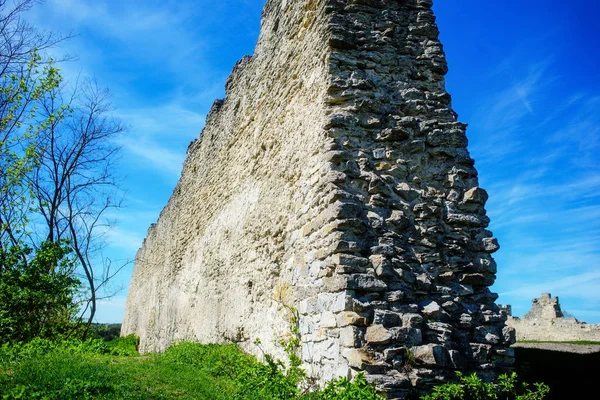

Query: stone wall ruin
left=122, top=0, right=515, bottom=398
left=506, top=293, right=600, bottom=342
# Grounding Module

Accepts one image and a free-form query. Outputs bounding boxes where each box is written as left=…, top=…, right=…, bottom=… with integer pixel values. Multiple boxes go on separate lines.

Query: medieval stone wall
left=122, top=0, right=336, bottom=362
left=506, top=294, right=600, bottom=342
left=123, top=1, right=513, bottom=398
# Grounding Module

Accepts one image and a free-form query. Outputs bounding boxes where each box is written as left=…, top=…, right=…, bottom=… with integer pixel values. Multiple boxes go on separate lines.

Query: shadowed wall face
left=123, top=0, right=513, bottom=397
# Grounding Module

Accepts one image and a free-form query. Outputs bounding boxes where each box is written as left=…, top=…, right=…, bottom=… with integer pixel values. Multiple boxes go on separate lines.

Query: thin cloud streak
left=103, top=227, right=145, bottom=255
left=117, top=138, right=185, bottom=179
left=500, top=271, right=600, bottom=301
left=468, top=46, right=600, bottom=322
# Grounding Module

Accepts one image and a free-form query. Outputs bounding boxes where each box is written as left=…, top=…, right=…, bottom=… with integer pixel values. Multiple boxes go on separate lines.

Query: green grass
left=0, top=337, right=382, bottom=399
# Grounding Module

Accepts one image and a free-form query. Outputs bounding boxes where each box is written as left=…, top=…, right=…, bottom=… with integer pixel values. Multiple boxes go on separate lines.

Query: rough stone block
left=413, top=344, right=451, bottom=368
left=341, top=348, right=372, bottom=369
left=317, top=292, right=353, bottom=313
left=366, top=324, right=393, bottom=345
left=463, top=187, right=488, bottom=204
left=402, top=313, right=424, bottom=328
left=470, top=343, right=492, bottom=363
left=373, top=309, right=403, bottom=327
left=336, top=311, right=368, bottom=327
left=339, top=326, right=363, bottom=347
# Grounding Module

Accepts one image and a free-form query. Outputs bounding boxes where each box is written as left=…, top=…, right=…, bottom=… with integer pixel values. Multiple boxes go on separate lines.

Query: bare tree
left=31, top=78, right=127, bottom=336
left=0, top=0, right=72, bottom=77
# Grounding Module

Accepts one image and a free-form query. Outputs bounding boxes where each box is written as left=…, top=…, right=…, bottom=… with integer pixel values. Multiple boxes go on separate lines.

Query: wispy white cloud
left=469, top=58, right=555, bottom=164
left=489, top=176, right=600, bottom=213
left=103, top=226, right=145, bottom=255
left=118, top=139, right=185, bottom=178
left=112, top=103, right=206, bottom=178
left=500, top=270, right=600, bottom=302
left=468, top=45, right=600, bottom=322
left=97, top=297, right=128, bottom=309
left=115, top=104, right=206, bottom=140
left=95, top=296, right=128, bottom=323
left=32, top=0, right=211, bottom=76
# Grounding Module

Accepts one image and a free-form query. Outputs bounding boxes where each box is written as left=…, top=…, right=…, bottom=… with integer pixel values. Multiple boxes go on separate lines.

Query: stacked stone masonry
left=122, top=0, right=514, bottom=398
left=505, top=293, right=600, bottom=342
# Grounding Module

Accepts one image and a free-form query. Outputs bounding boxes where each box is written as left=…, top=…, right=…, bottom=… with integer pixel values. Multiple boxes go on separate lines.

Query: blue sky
left=26, top=0, right=599, bottom=323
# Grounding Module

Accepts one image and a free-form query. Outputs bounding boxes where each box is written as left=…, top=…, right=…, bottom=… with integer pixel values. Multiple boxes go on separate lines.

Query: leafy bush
left=311, top=373, right=384, bottom=400
left=421, top=372, right=550, bottom=400
left=89, top=324, right=122, bottom=342
left=105, top=334, right=139, bottom=356
left=0, top=337, right=108, bottom=365
left=162, top=341, right=253, bottom=377
left=0, top=241, right=80, bottom=343
left=162, top=341, right=303, bottom=399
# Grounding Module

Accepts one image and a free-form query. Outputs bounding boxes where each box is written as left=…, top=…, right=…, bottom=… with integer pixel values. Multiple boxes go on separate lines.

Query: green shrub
left=161, top=341, right=303, bottom=399
left=89, top=324, right=122, bottom=342
left=105, top=334, right=139, bottom=356
left=311, top=373, right=384, bottom=399
left=421, top=372, right=550, bottom=400
left=0, top=241, right=80, bottom=344
left=0, top=337, right=108, bottom=366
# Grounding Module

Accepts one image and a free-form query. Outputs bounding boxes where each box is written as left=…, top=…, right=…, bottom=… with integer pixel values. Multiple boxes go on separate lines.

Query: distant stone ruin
left=506, top=293, right=600, bottom=342
left=122, top=0, right=514, bottom=398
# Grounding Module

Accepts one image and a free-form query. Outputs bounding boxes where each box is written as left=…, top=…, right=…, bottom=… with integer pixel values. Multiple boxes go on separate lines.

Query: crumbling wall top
left=523, top=293, right=564, bottom=320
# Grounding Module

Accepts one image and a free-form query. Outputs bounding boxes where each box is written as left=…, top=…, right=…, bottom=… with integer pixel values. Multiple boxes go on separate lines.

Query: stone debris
left=122, top=0, right=513, bottom=398
left=505, top=293, right=600, bottom=343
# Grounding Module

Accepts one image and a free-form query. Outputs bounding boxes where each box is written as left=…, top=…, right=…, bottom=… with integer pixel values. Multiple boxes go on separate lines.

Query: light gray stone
left=340, top=326, right=363, bottom=347
left=342, top=348, right=372, bottom=369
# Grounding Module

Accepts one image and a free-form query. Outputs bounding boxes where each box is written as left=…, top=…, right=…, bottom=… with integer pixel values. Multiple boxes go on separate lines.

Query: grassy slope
left=0, top=337, right=381, bottom=400
left=0, top=340, right=234, bottom=399
left=0, top=340, right=270, bottom=399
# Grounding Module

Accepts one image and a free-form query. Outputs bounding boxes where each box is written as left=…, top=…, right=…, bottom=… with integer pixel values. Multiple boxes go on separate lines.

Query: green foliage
left=105, top=334, right=139, bottom=356
left=0, top=51, right=63, bottom=243
left=161, top=341, right=254, bottom=378
left=0, top=338, right=138, bottom=399
left=0, top=338, right=108, bottom=366
left=421, top=372, right=550, bottom=400
left=162, top=341, right=302, bottom=399
left=89, top=324, right=122, bottom=342
left=0, top=241, right=80, bottom=343
left=314, top=373, right=384, bottom=400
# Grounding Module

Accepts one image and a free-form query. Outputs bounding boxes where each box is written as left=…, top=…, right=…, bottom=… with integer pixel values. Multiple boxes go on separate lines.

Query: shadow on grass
left=515, top=346, right=600, bottom=399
